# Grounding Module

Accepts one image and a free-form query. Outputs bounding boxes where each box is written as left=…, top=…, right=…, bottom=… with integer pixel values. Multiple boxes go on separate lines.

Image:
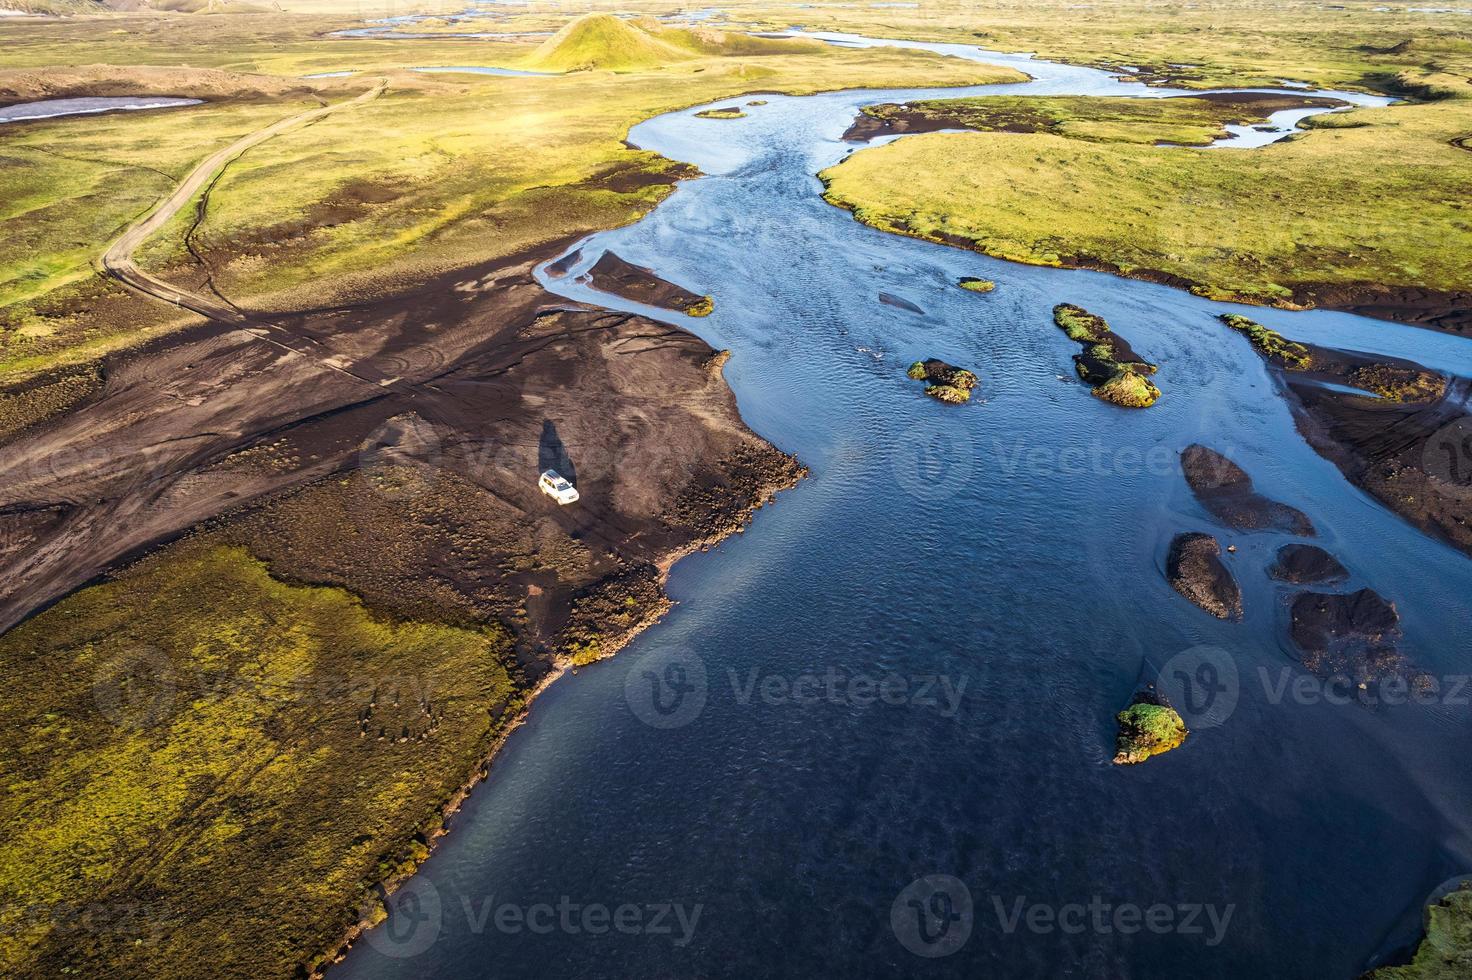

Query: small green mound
left=1052, top=304, right=1160, bottom=408
left=1113, top=699, right=1188, bottom=765
left=1094, top=369, right=1161, bottom=408
left=925, top=384, right=972, bottom=404
left=684, top=295, right=715, bottom=317
left=1368, top=881, right=1472, bottom=979
left=907, top=358, right=978, bottom=404
left=1219, top=313, right=1313, bottom=370
left=695, top=106, right=747, bottom=119
left=519, top=14, right=694, bottom=73
left=958, top=277, right=995, bottom=293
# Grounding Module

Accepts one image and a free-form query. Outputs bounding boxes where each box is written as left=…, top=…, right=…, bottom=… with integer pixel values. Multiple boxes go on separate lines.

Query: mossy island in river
left=958, top=277, right=995, bottom=293
left=1367, top=878, right=1472, bottom=979
left=1052, top=303, right=1161, bottom=408
left=696, top=106, right=747, bottom=119
left=1220, top=313, right=1314, bottom=369
left=1113, top=691, right=1188, bottom=765
left=907, top=358, right=978, bottom=403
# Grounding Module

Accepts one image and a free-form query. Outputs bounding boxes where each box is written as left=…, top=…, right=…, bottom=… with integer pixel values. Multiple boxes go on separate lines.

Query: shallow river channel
left=335, top=33, right=1471, bottom=979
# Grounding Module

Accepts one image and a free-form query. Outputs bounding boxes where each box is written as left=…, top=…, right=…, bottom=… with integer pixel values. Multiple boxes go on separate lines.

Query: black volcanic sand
left=1166, top=531, right=1242, bottom=620
left=585, top=250, right=708, bottom=314
left=0, top=243, right=803, bottom=676
left=1270, top=544, right=1349, bottom=585
left=1180, top=444, right=1315, bottom=536
left=1288, top=587, right=1407, bottom=686
left=544, top=246, right=582, bottom=277
left=1222, top=316, right=1472, bottom=557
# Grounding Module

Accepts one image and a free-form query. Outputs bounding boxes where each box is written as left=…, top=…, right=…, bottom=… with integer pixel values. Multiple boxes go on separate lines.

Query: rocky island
left=1052, top=303, right=1161, bottom=408
left=907, top=358, right=979, bottom=403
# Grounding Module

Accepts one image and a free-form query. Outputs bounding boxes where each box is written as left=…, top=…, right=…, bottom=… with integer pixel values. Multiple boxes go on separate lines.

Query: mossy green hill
left=518, top=14, right=821, bottom=74
left=520, top=14, right=696, bottom=73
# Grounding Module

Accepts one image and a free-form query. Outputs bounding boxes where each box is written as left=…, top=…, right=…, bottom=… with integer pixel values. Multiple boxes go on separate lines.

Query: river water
left=335, top=33, right=1470, bottom=979
left=0, top=96, right=202, bottom=124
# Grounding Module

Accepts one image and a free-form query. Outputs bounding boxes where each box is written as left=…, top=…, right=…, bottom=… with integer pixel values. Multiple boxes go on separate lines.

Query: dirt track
left=0, top=242, right=803, bottom=660
left=97, top=79, right=389, bottom=381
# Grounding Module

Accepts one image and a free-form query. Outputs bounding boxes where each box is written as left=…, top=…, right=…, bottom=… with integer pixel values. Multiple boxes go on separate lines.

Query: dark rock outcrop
left=1181, top=444, right=1315, bottom=536
left=1269, top=544, right=1349, bottom=584
left=1166, top=532, right=1242, bottom=620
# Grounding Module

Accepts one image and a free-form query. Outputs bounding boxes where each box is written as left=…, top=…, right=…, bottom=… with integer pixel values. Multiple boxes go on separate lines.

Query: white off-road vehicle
left=538, top=469, right=580, bottom=505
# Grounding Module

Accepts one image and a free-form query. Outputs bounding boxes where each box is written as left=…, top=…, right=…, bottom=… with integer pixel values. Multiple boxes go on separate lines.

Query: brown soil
left=1289, top=587, right=1406, bottom=685
left=584, top=250, right=709, bottom=314
left=0, top=362, right=103, bottom=442
left=0, top=231, right=805, bottom=977
left=1180, top=444, right=1316, bottom=535
left=0, top=240, right=802, bottom=646
left=1295, top=282, right=1472, bottom=337
left=842, top=106, right=976, bottom=141
left=1287, top=376, right=1472, bottom=556
left=1166, top=531, right=1242, bottom=620
left=577, top=158, right=700, bottom=194
left=841, top=92, right=1338, bottom=142
left=1226, top=325, right=1472, bottom=557
left=0, top=65, right=361, bottom=107
left=1269, top=543, right=1350, bottom=584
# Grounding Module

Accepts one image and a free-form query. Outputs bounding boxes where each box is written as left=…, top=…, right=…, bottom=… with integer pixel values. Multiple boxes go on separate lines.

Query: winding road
left=98, top=79, right=387, bottom=327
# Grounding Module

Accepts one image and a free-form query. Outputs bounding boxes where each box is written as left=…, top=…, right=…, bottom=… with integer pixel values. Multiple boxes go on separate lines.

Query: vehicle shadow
left=539, top=419, right=576, bottom=485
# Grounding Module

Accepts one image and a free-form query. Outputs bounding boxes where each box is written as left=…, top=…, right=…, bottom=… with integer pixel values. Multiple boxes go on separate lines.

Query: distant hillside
left=0, top=0, right=270, bottom=13
left=519, top=13, right=821, bottom=73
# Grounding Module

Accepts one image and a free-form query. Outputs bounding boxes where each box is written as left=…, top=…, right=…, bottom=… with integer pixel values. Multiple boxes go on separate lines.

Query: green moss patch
left=907, top=358, right=979, bottom=403
left=0, top=542, right=521, bottom=977
left=1052, top=303, right=1161, bottom=408
left=1113, top=698, right=1188, bottom=765
left=1219, top=313, right=1313, bottom=369
left=1369, top=881, right=1472, bottom=979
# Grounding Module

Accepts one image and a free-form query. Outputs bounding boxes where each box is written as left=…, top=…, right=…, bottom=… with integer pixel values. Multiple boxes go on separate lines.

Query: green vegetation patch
left=820, top=95, right=1472, bottom=312
left=1113, top=699, right=1188, bottom=765
left=1051, top=303, right=1161, bottom=408
left=1219, top=313, right=1314, bottom=370
left=695, top=106, right=748, bottom=119
left=958, top=276, right=995, bottom=293
left=0, top=13, right=1020, bottom=380
left=684, top=295, right=716, bottom=317
left=1369, top=881, right=1472, bottom=979
left=0, top=542, right=522, bottom=978
left=907, top=357, right=979, bottom=403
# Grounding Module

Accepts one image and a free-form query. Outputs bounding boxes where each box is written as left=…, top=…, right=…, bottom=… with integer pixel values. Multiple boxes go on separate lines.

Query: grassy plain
left=756, top=0, right=1472, bottom=315
left=0, top=12, right=1019, bottom=378
left=739, top=0, right=1472, bottom=93
left=822, top=91, right=1472, bottom=310
left=0, top=541, right=522, bottom=977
